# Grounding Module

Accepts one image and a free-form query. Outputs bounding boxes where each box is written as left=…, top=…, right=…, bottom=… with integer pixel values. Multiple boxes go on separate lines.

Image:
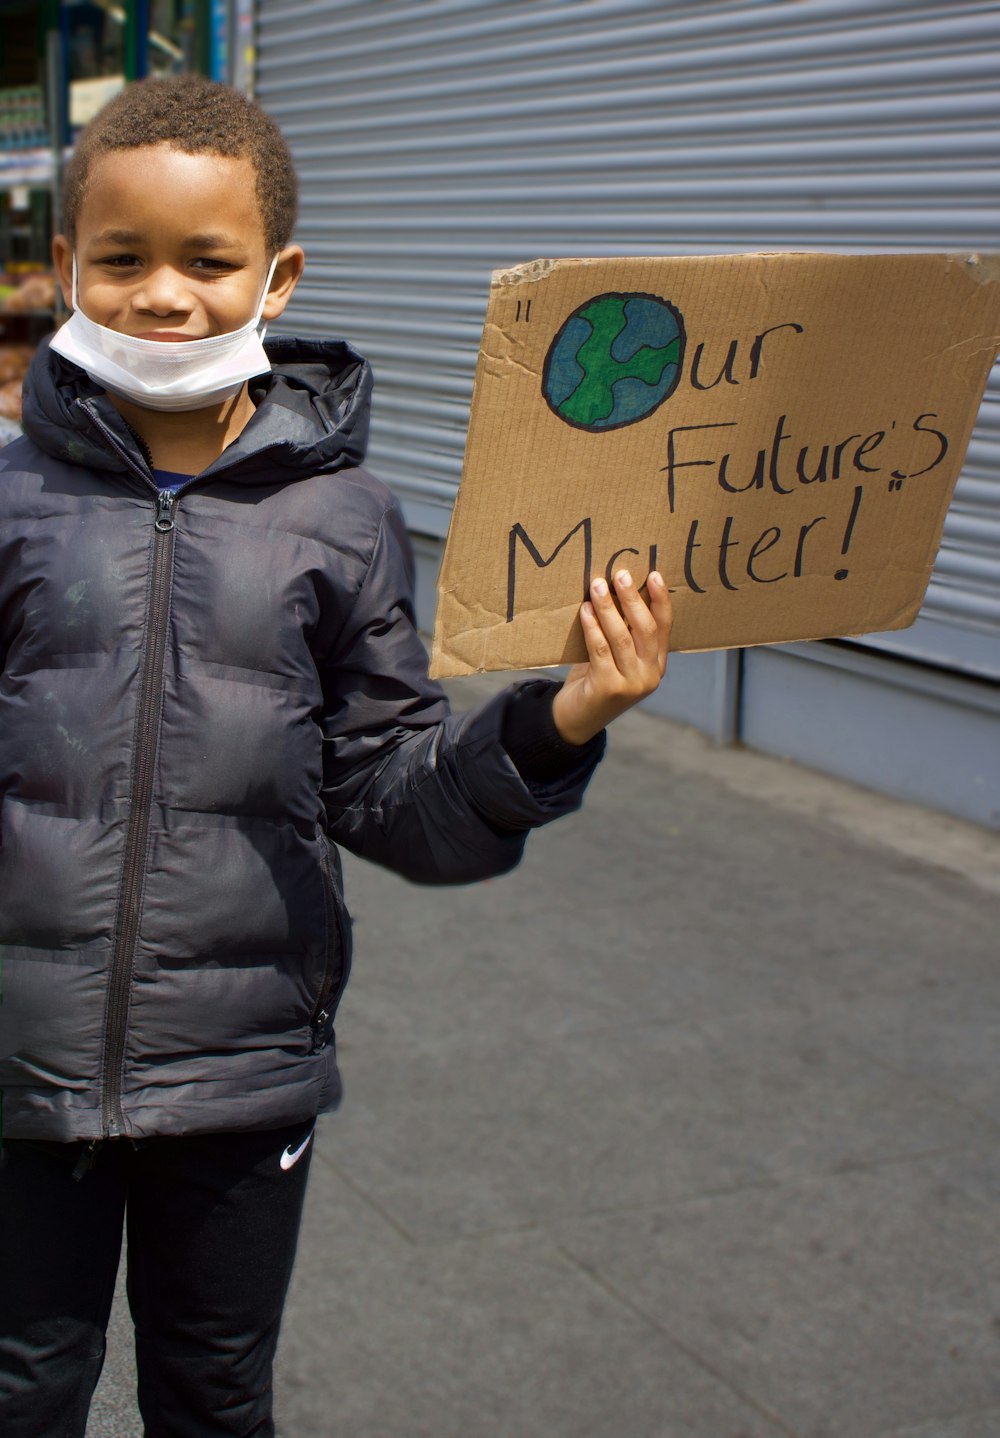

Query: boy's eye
left=93, top=255, right=236, bottom=273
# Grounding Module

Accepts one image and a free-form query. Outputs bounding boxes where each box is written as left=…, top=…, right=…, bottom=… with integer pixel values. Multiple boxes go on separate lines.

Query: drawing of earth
left=542, top=291, right=685, bottom=432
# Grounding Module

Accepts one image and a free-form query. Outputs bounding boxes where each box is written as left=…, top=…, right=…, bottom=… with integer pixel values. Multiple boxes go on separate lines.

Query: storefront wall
left=0, top=3, right=232, bottom=446
left=256, top=0, right=1000, bottom=827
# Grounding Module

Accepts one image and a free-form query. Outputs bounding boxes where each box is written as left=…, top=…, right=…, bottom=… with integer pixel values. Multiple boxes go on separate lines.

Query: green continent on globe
left=557, top=296, right=680, bottom=428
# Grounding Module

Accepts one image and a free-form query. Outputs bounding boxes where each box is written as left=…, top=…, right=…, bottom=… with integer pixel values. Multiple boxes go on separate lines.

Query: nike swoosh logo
left=279, top=1130, right=314, bottom=1171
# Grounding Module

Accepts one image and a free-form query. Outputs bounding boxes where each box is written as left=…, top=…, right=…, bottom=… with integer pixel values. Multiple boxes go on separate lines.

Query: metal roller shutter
left=256, top=0, right=1000, bottom=680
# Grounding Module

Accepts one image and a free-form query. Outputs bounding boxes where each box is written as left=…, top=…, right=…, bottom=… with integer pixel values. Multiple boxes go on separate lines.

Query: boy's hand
left=552, top=570, right=674, bottom=747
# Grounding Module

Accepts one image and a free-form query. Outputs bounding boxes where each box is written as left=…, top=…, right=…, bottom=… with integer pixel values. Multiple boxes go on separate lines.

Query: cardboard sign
left=430, top=252, right=1000, bottom=678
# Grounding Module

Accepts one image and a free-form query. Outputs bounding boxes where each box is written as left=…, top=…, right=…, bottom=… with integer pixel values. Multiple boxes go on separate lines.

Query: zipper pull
left=72, top=1139, right=101, bottom=1181
left=155, top=490, right=176, bottom=533
left=311, top=1008, right=330, bottom=1053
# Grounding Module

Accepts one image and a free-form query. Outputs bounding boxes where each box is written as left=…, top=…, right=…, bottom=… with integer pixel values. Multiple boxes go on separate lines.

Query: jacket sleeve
left=317, top=500, right=604, bottom=884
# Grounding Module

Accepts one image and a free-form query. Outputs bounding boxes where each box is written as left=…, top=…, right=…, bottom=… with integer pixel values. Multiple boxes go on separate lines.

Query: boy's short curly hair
left=62, top=75, right=297, bottom=254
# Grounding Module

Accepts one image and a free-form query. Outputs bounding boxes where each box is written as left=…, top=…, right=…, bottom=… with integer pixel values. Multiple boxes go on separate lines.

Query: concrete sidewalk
left=88, top=678, right=1000, bottom=1438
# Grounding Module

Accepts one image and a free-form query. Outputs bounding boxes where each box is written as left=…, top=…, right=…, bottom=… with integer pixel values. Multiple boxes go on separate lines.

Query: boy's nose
left=133, top=267, right=192, bottom=316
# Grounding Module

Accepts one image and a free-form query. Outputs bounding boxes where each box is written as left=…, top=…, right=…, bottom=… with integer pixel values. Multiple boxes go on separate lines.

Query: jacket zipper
left=102, top=488, right=176, bottom=1134
left=81, top=403, right=179, bottom=1135
left=311, top=841, right=352, bottom=1052
left=79, top=402, right=157, bottom=493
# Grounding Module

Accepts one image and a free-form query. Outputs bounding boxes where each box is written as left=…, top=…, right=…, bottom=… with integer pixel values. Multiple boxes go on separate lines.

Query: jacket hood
left=20, top=333, right=372, bottom=487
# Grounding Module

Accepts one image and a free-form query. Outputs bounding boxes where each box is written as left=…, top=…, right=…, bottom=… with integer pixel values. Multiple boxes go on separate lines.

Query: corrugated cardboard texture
left=430, top=252, right=1000, bottom=678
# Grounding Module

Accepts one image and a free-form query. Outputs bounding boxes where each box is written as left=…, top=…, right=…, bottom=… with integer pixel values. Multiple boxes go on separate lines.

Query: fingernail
left=592, top=578, right=608, bottom=598
left=616, top=570, right=633, bottom=588
left=649, top=570, right=664, bottom=589
left=581, top=601, right=594, bottom=621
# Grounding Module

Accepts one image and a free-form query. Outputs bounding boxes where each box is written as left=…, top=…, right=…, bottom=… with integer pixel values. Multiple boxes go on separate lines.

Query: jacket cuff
left=452, top=680, right=606, bottom=836
left=500, top=678, right=605, bottom=785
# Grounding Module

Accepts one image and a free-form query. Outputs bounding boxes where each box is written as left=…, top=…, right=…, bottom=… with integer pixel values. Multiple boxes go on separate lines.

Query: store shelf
left=0, top=148, right=53, bottom=187
left=0, top=148, right=71, bottom=190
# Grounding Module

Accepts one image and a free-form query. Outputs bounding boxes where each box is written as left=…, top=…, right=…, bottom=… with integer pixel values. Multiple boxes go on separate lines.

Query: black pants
left=0, top=1118, right=315, bottom=1438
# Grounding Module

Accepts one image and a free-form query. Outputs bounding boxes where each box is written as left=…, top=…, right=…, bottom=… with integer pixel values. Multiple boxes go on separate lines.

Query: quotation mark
left=889, top=477, right=904, bottom=492
left=515, top=300, right=532, bottom=322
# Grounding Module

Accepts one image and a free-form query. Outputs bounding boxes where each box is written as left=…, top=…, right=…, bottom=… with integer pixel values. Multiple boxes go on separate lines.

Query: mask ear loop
left=255, top=254, right=282, bottom=338
left=70, top=256, right=80, bottom=312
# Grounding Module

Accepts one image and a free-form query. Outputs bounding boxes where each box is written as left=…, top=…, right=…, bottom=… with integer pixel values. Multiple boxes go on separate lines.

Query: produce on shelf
left=0, top=377, right=23, bottom=420
left=0, top=342, right=35, bottom=438
left=2, top=269, right=57, bottom=313
left=0, top=342, right=34, bottom=381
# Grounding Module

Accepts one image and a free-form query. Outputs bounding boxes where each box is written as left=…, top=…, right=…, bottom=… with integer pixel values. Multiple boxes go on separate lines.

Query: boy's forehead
left=79, top=144, right=267, bottom=250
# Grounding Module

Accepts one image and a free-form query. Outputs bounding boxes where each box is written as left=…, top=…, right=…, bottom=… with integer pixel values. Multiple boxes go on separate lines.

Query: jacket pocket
left=310, top=834, right=353, bottom=1052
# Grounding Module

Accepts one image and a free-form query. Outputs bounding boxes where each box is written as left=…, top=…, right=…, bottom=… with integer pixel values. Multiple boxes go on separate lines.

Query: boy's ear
left=262, top=245, right=306, bottom=323
left=52, top=234, right=75, bottom=310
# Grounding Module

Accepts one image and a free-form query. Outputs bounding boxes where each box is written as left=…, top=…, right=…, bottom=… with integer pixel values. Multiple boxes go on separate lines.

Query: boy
left=0, top=76, right=672, bottom=1437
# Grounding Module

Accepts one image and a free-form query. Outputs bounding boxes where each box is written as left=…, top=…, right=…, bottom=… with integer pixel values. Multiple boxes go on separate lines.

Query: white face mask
left=49, top=255, right=280, bottom=412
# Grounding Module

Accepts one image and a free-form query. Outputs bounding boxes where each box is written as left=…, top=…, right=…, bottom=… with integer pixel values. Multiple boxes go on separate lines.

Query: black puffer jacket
left=0, top=337, right=601, bottom=1143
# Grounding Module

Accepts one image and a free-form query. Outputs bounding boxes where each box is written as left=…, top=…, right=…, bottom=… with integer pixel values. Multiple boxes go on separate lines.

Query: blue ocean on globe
left=542, top=293, right=685, bottom=432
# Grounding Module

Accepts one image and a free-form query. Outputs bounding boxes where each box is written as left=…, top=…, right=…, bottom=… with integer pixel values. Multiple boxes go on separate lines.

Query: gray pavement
left=87, top=675, right=1000, bottom=1438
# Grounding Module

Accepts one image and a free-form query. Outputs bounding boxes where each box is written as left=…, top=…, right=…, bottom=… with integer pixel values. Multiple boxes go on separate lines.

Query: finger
left=588, top=576, right=636, bottom=672
left=579, top=599, right=619, bottom=675
left=610, top=569, right=659, bottom=662
left=646, top=571, right=675, bottom=669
